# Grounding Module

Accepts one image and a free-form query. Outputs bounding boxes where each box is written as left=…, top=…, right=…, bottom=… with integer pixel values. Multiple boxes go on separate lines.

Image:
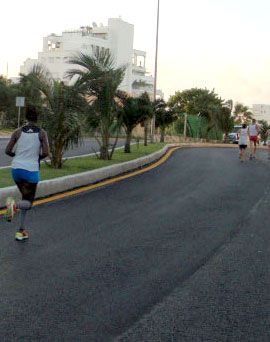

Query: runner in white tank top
left=238, top=124, right=248, bottom=162
left=248, top=119, right=259, bottom=159
left=5, top=105, right=49, bottom=241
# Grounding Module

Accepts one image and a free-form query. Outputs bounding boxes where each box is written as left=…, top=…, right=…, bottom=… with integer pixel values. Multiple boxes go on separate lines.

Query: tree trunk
left=100, top=131, right=110, bottom=160
left=144, top=120, right=148, bottom=146
left=124, top=130, right=132, bottom=153
left=50, top=149, right=63, bottom=168
left=109, top=134, right=119, bottom=160
left=160, top=127, right=165, bottom=143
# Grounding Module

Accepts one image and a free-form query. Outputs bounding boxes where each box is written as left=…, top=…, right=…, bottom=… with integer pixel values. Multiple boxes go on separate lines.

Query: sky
left=1, top=0, right=270, bottom=107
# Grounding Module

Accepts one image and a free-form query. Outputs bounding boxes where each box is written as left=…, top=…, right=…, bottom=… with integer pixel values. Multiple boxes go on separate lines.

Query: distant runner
left=238, top=123, right=248, bottom=163
left=267, top=127, right=270, bottom=160
left=5, top=104, right=49, bottom=241
left=248, top=119, right=260, bottom=160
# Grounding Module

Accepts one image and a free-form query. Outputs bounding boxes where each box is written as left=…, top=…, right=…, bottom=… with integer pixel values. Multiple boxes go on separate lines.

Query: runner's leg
left=243, top=146, right=246, bottom=161
left=16, top=181, right=37, bottom=232
left=253, top=139, right=257, bottom=158
left=249, top=139, right=253, bottom=159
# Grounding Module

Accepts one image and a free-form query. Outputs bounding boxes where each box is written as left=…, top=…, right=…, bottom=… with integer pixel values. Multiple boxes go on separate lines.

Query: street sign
left=15, top=97, right=25, bottom=128
left=16, top=97, right=25, bottom=107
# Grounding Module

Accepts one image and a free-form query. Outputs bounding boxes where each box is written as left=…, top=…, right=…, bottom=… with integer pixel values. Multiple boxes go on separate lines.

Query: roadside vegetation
left=0, top=143, right=166, bottom=188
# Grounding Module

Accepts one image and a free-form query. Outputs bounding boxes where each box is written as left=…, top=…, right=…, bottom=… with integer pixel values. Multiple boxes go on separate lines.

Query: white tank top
left=249, top=124, right=258, bottom=136
left=11, top=126, right=41, bottom=172
left=238, top=128, right=248, bottom=145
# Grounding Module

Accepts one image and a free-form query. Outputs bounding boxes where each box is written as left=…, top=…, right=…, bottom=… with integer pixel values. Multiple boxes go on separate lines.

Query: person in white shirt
left=238, top=123, right=248, bottom=162
left=266, top=128, right=270, bottom=160
left=248, top=119, right=260, bottom=159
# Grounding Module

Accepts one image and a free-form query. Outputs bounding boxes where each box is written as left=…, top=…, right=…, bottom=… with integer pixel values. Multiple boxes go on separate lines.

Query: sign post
left=16, top=97, right=25, bottom=128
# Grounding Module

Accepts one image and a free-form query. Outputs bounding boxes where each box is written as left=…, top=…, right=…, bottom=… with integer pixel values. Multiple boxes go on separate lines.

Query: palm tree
left=117, top=92, right=145, bottom=153
left=67, top=50, right=126, bottom=160
left=154, top=99, right=178, bottom=142
left=20, top=65, right=86, bottom=168
left=137, top=92, right=153, bottom=146
left=233, top=103, right=253, bottom=124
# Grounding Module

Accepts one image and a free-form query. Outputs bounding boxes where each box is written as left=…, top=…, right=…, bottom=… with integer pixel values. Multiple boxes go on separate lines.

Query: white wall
left=252, top=104, right=270, bottom=123
left=108, top=18, right=134, bottom=94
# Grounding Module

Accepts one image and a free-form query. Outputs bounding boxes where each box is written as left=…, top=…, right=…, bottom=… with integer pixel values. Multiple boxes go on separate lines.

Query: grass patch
left=0, top=143, right=167, bottom=188
left=0, top=129, right=13, bottom=134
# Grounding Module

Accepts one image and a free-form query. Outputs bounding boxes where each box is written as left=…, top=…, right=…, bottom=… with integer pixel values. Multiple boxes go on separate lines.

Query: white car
left=228, top=125, right=242, bottom=144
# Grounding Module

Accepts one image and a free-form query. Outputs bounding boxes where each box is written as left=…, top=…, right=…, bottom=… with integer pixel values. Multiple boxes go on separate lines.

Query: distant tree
left=0, top=77, right=21, bottom=128
left=215, top=104, right=234, bottom=142
left=154, top=99, right=178, bottom=142
left=169, top=88, right=224, bottom=137
left=258, top=120, right=270, bottom=146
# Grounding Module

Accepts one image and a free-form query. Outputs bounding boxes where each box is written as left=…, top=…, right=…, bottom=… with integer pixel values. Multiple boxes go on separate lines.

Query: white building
left=251, top=104, right=270, bottom=123
left=20, top=18, right=163, bottom=99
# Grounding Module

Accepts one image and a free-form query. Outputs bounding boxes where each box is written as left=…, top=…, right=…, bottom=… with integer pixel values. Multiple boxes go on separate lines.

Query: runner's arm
left=5, top=129, right=21, bottom=157
left=39, top=130, right=49, bottom=160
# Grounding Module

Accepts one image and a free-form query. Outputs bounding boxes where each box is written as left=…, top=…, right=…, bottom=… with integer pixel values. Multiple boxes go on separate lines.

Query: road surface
left=1, top=147, right=270, bottom=341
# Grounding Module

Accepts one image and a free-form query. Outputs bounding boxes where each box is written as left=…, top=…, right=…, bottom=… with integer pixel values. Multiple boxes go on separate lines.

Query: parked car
left=228, top=125, right=242, bottom=144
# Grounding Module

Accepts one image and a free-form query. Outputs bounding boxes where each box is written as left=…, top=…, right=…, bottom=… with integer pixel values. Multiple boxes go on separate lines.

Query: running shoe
left=15, top=231, right=29, bottom=241
left=249, top=154, right=253, bottom=160
left=5, top=197, right=16, bottom=222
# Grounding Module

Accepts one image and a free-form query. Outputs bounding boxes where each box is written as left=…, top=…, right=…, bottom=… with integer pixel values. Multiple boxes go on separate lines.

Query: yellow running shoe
left=15, top=231, right=29, bottom=241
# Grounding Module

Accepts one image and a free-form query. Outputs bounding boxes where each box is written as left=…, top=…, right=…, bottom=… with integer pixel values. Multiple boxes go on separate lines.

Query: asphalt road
left=0, top=138, right=125, bottom=167
left=1, top=147, right=270, bottom=341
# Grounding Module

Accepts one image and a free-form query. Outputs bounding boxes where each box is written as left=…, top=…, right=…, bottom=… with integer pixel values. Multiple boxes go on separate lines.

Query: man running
left=5, top=104, right=49, bottom=241
left=248, top=119, right=260, bottom=159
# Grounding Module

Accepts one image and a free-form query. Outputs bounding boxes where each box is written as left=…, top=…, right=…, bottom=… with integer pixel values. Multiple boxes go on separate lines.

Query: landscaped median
left=0, top=143, right=176, bottom=208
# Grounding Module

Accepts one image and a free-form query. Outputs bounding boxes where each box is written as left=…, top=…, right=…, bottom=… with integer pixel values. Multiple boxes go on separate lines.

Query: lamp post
left=151, top=0, right=160, bottom=143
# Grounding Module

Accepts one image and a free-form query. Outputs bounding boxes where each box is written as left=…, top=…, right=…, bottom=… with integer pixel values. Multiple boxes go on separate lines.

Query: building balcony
left=132, top=64, right=146, bottom=73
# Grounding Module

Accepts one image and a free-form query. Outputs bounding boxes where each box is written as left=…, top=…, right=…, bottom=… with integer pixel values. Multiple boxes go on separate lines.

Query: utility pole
left=151, top=0, right=160, bottom=143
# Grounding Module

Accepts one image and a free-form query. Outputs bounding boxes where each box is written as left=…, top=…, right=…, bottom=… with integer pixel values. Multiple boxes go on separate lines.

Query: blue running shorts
left=11, top=168, right=40, bottom=184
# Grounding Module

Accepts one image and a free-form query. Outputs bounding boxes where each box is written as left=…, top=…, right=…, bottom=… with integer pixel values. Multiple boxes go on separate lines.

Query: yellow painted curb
left=0, top=146, right=181, bottom=215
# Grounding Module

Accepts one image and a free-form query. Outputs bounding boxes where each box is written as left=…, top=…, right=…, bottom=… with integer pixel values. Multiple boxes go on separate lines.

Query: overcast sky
left=1, top=0, right=270, bottom=107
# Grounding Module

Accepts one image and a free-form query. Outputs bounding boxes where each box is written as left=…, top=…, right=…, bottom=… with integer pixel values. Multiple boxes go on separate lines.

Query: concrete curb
left=0, top=144, right=176, bottom=208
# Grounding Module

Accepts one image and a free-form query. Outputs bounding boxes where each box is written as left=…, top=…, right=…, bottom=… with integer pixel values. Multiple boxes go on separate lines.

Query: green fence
left=171, top=115, right=223, bottom=140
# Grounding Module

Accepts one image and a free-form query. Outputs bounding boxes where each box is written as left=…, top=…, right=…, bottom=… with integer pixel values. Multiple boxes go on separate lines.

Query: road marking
left=0, top=146, right=181, bottom=215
